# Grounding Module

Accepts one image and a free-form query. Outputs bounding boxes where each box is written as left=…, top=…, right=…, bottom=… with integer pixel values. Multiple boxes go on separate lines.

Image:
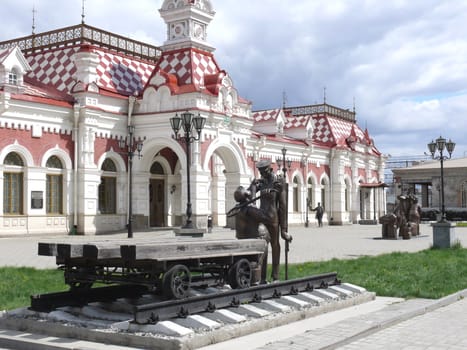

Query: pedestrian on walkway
left=310, top=202, right=324, bottom=227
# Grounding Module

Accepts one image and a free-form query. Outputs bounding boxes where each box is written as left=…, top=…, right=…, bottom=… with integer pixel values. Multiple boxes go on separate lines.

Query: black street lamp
left=427, top=136, right=455, bottom=222
left=280, top=146, right=291, bottom=280
left=170, top=111, right=206, bottom=229
left=276, top=149, right=292, bottom=177
left=119, top=125, right=144, bottom=238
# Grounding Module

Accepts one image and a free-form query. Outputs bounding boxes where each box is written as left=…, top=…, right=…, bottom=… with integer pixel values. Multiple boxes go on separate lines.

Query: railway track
left=0, top=273, right=376, bottom=350
left=30, top=272, right=340, bottom=324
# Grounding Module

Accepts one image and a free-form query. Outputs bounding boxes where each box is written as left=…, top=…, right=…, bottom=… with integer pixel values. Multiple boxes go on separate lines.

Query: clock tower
left=159, top=0, right=216, bottom=52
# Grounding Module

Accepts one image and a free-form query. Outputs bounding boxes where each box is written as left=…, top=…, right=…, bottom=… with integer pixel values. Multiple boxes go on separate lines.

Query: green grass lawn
left=0, top=267, right=65, bottom=311
left=285, top=245, right=467, bottom=299
left=2, top=246, right=467, bottom=311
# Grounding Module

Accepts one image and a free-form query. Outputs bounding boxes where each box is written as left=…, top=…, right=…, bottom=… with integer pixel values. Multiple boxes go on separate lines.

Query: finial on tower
left=81, top=0, right=86, bottom=24
left=282, top=91, right=287, bottom=109
left=323, top=86, right=327, bottom=104
left=32, top=4, right=37, bottom=35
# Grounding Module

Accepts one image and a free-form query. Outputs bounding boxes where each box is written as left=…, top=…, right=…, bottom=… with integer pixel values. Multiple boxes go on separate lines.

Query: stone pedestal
left=174, top=227, right=205, bottom=238
left=432, top=221, right=456, bottom=248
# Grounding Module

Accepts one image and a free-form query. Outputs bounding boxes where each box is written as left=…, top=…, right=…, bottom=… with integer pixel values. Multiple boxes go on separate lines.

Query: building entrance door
left=150, top=179, right=165, bottom=227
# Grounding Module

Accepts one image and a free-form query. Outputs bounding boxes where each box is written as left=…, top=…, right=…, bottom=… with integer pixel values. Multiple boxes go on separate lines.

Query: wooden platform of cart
left=38, top=237, right=267, bottom=298
left=38, top=237, right=266, bottom=265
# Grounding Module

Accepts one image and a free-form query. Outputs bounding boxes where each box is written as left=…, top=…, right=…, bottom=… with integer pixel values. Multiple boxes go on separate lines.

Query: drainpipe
left=72, top=103, right=80, bottom=235
left=329, top=149, right=335, bottom=223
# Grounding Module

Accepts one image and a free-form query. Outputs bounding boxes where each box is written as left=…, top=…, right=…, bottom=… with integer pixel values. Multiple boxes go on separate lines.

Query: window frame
left=3, top=152, right=24, bottom=215
left=3, top=172, right=23, bottom=215
left=99, top=158, right=118, bottom=215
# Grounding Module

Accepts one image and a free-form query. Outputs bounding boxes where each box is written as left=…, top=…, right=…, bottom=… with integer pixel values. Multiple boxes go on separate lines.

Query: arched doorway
left=149, top=161, right=165, bottom=227
left=204, top=143, right=248, bottom=229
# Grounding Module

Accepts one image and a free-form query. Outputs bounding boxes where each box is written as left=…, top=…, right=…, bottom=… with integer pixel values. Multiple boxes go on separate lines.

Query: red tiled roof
left=24, top=44, right=156, bottom=96
left=251, top=105, right=380, bottom=154
left=149, top=47, right=220, bottom=91
left=285, top=115, right=310, bottom=129
left=0, top=47, right=15, bottom=63
left=252, top=109, right=281, bottom=123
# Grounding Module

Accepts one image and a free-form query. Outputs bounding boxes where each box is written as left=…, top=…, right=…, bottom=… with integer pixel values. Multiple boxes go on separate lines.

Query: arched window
left=321, top=179, right=327, bottom=210
left=293, top=176, right=299, bottom=212
left=307, top=177, right=313, bottom=208
left=99, top=159, right=117, bottom=214
left=4, top=152, right=23, bottom=166
left=150, top=162, right=164, bottom=175
left=46, top=156, right=63, bottom=214
left=46, top=156, right=63, bottom=169
left=3, top=152, right=24, bottom=214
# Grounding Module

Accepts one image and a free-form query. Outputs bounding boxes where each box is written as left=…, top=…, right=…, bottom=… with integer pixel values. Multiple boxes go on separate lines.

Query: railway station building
left=392, top=157, right=467, bottom=211
left=0, top=0, right=386, bottom=235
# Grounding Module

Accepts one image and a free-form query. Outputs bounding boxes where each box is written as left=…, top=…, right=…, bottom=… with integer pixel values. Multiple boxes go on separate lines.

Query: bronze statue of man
left=248, top=159, right=292, bottom=281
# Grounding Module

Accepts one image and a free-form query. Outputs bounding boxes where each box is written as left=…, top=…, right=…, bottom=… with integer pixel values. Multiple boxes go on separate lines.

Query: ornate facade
left=0, top=0, right=386, bottom=235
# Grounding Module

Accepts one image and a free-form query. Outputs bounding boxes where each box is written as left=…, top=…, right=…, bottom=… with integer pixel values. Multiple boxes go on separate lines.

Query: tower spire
left=81, top=0, right=86, bottom=24
left=32, top=4, right=37, bottom=35
left=323, top=86, right=327, bottom=104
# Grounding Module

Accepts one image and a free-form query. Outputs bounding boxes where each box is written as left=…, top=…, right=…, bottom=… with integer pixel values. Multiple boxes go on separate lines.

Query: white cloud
left=1, top=0, right=466, bottom=157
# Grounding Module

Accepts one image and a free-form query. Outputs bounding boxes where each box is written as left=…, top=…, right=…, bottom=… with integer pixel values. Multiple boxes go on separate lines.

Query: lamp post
left=280, top=146, right=291, bottom=280
left=170, top=111, right=206, bottom=229
left=119, top=125, right=144, bottom=238
left=427, top=136, right=455, bottom=222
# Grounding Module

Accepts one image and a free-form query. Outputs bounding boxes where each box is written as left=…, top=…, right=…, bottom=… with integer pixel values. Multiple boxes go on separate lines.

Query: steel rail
left=133, top=272, right=339, bottom=324
left=30, top=284, right=148, bottom=312
left=29, top=273, right=339, bottom=324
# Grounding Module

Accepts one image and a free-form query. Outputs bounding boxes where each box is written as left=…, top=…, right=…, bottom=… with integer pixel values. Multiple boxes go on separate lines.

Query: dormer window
left=8, top=69, right=18, bottom=85
left=0, top=47, right=31, bottom=87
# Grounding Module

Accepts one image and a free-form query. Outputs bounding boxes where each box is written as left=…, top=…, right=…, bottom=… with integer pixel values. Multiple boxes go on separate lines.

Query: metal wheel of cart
left=228, top=258, right=252, bottom=289
left=162, top=264, right=191, bottom=299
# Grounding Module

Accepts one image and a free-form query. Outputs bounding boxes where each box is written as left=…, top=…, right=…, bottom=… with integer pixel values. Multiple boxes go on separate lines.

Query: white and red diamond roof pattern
left=253, top=109, right=281, bottom=122
left=285, top=115, right=310, bottom=129
left=0, top=47, right=15, bottom=63
left=252, top=106, right=373, bottom=151
left=312, top=116, right=334, bottom=145
left=25, top=45, right=155, bottom=95
left=95, top=50, right=154, bottom=94
left=155, top=49, right=219, bottom=88
left=26, top=47, right=78, bottom=92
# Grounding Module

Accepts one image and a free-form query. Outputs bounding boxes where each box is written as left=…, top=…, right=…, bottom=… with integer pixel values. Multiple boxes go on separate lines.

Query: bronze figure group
left=228, top=159, right=292, bottom=283
left=380, top=191, right=421, bottom=239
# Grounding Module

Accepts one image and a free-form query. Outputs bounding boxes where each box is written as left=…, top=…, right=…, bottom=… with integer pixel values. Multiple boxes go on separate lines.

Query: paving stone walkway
left=1, top=223, right=467, bottom=349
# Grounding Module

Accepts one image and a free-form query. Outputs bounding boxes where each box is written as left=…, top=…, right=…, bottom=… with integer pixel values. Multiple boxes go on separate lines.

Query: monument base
left=432, top=221, right=456, bottom=248
left=174, top=227, right=205, bottom=238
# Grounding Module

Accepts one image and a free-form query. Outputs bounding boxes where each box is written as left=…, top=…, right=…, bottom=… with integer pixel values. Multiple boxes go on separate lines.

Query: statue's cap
left=256, top=159, right=271, bottom=169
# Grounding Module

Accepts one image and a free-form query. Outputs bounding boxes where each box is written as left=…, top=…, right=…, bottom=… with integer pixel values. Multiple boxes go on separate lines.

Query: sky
left=2, top=0, right=467, bottom=159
